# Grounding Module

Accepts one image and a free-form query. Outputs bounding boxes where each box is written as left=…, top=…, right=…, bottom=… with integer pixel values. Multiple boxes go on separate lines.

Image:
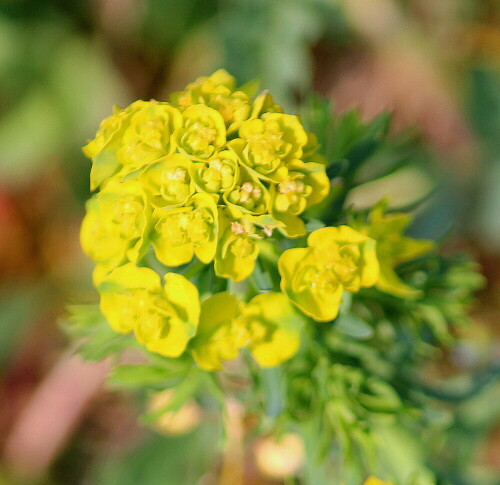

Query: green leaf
left=90, top=150, right=120, bottom=189
left=416, top=304, right=452, bottom=345
left=304, top=218, right=326, bottom=232
left=140, top=367, right=202, bottom=423
left=107, top=361, right=190, bottom=390
left=358, top=378, right=402, bottom=413
left=261, top=366, right=284, bottom=416
left=249, top=258, right=274, bottom=292
left=300, top=94, right=335, bottom=159
left=334, top=313, right=374, bottom=340
left=90, top=426, right=221, bottom=485
left=0, top=285, right=47, bottom=366
left=63, top=303, right=133, bottom=361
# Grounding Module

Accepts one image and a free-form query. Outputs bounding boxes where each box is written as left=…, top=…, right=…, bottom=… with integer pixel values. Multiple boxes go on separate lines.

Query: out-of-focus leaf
left=300, top=94, right=335, bottom=160
left=90, top=425, right=221, bottom=485
left=0, top=285, right=47, bottom=366
left=142, top=0, right=217, bottom=50
left=374, top=424, right=436, bottom=485
left=335, top=313, right=374, bottom=340
left=219, top=0, right=330, bottom=110
left=468, top=68, right=500, bottom=153
left=63, top=304, right=133, bottom=361
left=329, top=110, right=391, bottom=168
left=358, top=378, right=402, bottom=413
left=107, top=362, right=190, bottom=390
left=0, top=88, right=61, bottom=185
left=0, top=29, right=128, bottom=188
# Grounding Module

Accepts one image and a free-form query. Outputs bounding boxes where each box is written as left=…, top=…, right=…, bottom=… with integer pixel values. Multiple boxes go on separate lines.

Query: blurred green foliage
left=0, top=0, right=499, bottom=484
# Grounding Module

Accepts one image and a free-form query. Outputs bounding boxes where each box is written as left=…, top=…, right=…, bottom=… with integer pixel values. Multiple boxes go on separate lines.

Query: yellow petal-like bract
left=352, top=199, right=434, bottom=299
left=98, top=263, right=200, bottom=357
left=279, top=226, right=380, bottom=321
left=190, top=292, right=242, bottom=370
left=191, top=291, right=306, bottom=369
left=235, top=292, right=306, bottom=367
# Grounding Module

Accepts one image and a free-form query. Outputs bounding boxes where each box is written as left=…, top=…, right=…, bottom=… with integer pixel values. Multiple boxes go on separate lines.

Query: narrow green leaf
left=335, top=313, right=374, bottom=340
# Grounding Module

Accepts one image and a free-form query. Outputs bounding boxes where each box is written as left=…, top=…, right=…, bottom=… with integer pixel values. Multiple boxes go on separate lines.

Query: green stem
left=182, top=259, right=206, bottom=279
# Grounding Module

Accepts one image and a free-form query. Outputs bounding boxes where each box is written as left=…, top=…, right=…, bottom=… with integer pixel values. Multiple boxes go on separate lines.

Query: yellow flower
left=171, top=69, right=252, bottom=128
left=80, top=179, right=151, bottom=279
left=279, top=226, right=379, bottom=321
left=363, top=477, right=393, bottom=485
left=191, top=292, right=306, bottom=369
left=98, top=263, right=200, bottom=357
left=190, top=292, right=243, bottom=370
left=83, top=101, right=182, bottom=190
left=190, top=150, right=240, bottom=195
left=152, top=193, right=218, bottom=267
left=250, top=91, right=284, bottom=119
left=353, top=200, right=434, bottom=298
left=234, top=292, right=306, bottom=367
left=139, top=153, right=194, bottom=208
left=82, top=104, right=124, bottom=160
left=228, top=113, right=308, bottom=182
left=223, top=167, right=270, bottom=216
left=119, top=101, right=182, bottom=168
left=214, top=209, right=262, bottom=282
left=271, top=160, right=330, bottom=237
left=174, top=105, right=226, bottom=161
left=302, top=130, right=327, bottom=164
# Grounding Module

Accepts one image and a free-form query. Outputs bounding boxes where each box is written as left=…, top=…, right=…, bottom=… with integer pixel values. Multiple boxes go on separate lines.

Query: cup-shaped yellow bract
left=190, top=150, right=240, bottom=195
left=82, top=105, right=124, bottom=160
left=80, top=179, right=151, bottom=279
left=174, top=105, right=226, bottom=161
left=250, top=91, right=284, bottom=119
left=279, top=226, right=379, bottom=322
left=152, top=193, right=218, bottom=267
left=234, top=292, right=306, bottom=367
left=229, top=113, right=308, bottom=182
left=271, top=160, right=330, bottom=237
left=214, top=209, right=261, bottom=282
left=190, top=292, right=243, bottom=370
left=139, top=153, right=194, bottom=208
left=170, top=69, right=252, bottom=127
left=97, top=263, right=200, bottom=357
left=354, top=200, right=434, bottom=299
left=224, top=167, right=270, bottom=216
left=302, top=131, right=327, bottom=164
left=119, top=101, right=183, bottom=169
left=83, top=101, right=182, bottom=190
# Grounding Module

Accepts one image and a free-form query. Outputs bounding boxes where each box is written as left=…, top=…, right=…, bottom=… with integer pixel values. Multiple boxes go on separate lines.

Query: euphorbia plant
left=68, top=70, right=483, bottom=485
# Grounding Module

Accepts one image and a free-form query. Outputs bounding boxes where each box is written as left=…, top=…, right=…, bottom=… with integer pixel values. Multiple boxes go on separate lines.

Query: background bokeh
left=0, top=1, right=499, bottom=484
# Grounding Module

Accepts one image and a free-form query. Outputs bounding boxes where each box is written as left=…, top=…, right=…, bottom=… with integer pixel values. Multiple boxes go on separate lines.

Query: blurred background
left=0, top=0, right=498, bottom=484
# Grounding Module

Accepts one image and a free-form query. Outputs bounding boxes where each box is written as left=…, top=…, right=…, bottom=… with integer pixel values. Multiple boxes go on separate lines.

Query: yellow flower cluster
left=190, top=291, right=305, bottom=369
left=81, top=70, right=434, bottom=367
left=81, top=69, right=329, bottom=284
left=98, top=267, right=306, bottom=367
